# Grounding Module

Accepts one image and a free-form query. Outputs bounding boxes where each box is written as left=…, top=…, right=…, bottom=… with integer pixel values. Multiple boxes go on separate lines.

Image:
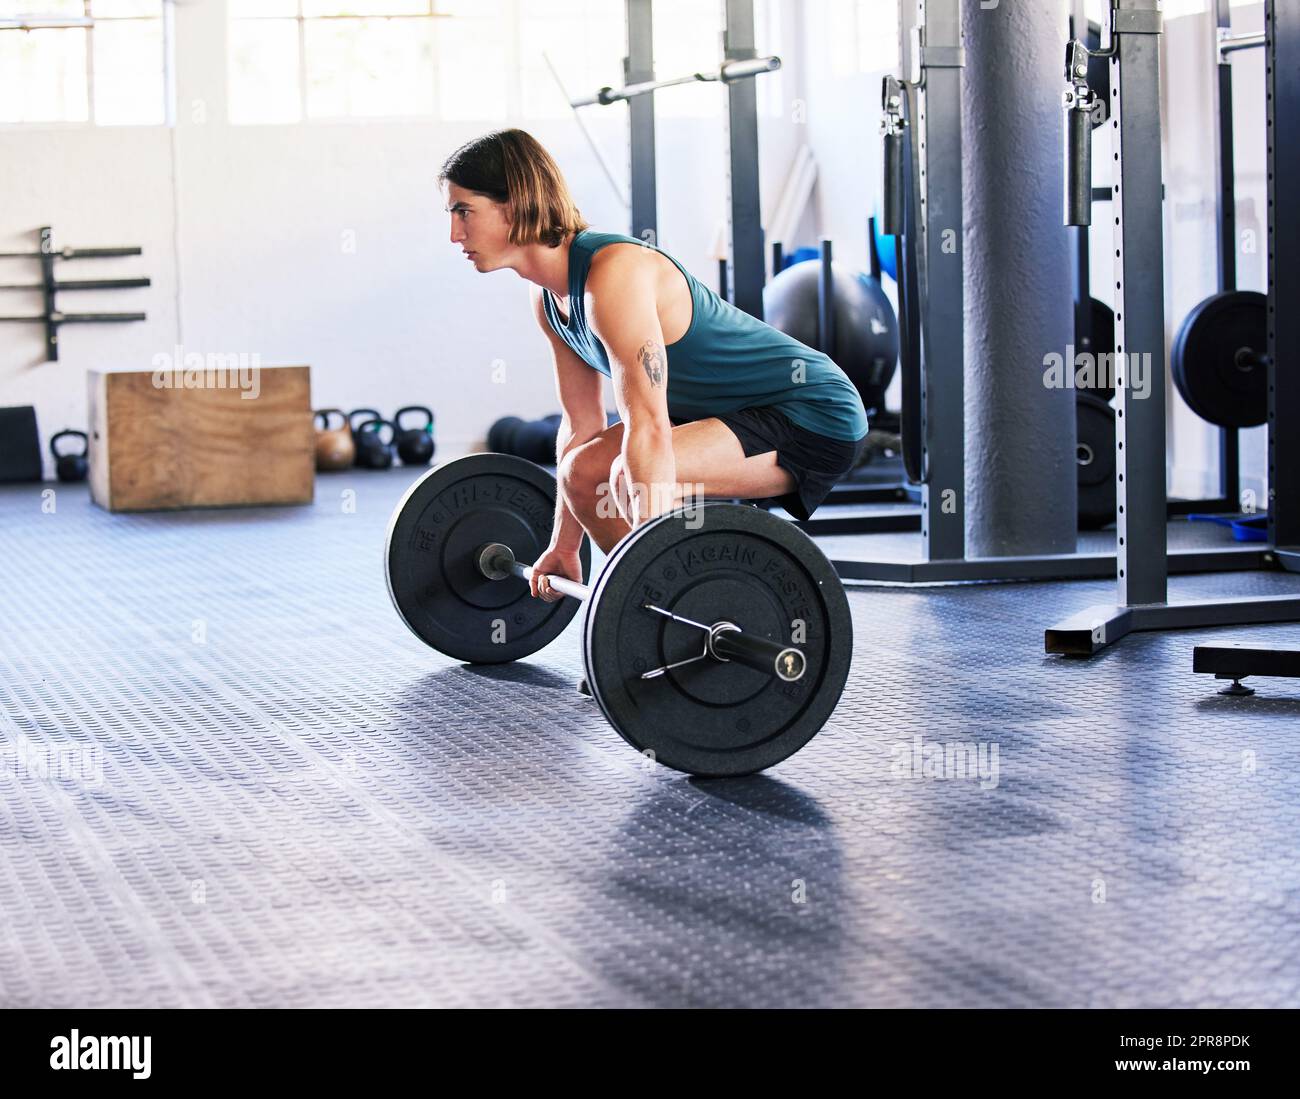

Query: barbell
left=385, top=453, right=852, bottom=777
left=475, top=540, right=808, bottom=683
left=570, top=56, right=781, bottom=108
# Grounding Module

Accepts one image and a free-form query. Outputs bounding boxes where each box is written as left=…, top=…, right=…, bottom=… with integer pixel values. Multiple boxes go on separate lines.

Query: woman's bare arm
left=530, top=286, right=608, bottom=549
left=585, top=248, right=676, bottom=525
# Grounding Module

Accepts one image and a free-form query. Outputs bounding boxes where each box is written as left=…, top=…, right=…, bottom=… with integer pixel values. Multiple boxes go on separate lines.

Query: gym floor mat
left=1, top=472, right=1298, bottom=1007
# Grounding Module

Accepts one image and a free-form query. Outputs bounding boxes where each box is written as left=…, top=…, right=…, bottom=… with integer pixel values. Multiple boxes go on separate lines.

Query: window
left=856, top=0, right=897, bottom=75
left=228, top=0, right=514, bottom=124
left=519, top=0, right=625, bottom=121
left=1151, top=0, right=1259, bottom=17
left=753, top=0, right=785, bottom=119
left=651, top=0, right=724, bottom=119
left=825, top=0, right=896, bottom=78
left=228, top=0, right=736, bottom=125
left=0, top=0, right=168, bottom=125
left=533, top=0, right=733, bottom=122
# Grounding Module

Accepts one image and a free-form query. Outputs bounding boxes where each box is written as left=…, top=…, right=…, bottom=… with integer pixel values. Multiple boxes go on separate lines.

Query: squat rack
left=1270, top=0, right=1300, bottom=576
left=1044, top=0, right=1300, bottom=654
left=568, top=0, right=779, bottom=320
left=828, top=0, right=1273, bottom=584
left=1072, top=0, right=1249, bottom=520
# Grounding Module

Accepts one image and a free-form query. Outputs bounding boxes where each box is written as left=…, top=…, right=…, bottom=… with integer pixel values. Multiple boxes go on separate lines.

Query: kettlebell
left=50, top=429, right=88, bottom=483
left=354, top=419, right=395, bottom=470
left=348, top=408, right=382, bottom=466
left=314, top=408, right=355, bottom=471
left=394, top=406, right=435, bottom=466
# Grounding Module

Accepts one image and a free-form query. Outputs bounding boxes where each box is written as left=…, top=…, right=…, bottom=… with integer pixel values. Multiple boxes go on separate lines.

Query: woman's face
left=445, top=183, right=512, bottom=273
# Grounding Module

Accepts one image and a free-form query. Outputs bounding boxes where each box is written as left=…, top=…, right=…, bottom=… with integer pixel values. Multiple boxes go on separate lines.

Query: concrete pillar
left=962, top=0, right=1077, bottom=556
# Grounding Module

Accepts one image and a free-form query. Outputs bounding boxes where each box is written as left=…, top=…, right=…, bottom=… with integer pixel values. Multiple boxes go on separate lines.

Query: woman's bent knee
left=559, top=438, right=614, bottom=513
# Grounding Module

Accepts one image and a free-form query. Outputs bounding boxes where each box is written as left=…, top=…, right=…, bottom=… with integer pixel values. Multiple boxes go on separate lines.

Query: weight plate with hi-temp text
left=386, top=453, right=590, bottom=663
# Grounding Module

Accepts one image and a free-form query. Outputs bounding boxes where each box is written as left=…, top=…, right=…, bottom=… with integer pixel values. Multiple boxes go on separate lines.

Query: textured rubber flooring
left=1, top=470, right=1299, bottom=1008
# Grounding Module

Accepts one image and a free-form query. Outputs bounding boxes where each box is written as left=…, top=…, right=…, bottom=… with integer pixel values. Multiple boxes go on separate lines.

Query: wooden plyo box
left=88, top=364, right=314, bottom=512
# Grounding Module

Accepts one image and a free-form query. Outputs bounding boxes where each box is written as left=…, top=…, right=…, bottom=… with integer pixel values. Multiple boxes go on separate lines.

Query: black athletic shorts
left=707, top=406, right=867, bottom=521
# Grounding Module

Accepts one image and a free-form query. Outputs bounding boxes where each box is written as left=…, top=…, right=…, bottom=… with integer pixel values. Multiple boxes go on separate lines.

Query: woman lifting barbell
left=439, top=129, right=868, bottom=602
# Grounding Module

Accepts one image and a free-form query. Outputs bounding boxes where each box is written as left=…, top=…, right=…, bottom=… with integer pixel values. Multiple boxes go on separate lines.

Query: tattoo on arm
left=639, top=340, right=666, bottom=388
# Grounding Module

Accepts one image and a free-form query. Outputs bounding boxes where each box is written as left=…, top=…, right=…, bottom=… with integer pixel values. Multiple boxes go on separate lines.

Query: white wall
left=1, top=0, right=806, bottom=478
left=0, top=125, right=179, bottom=473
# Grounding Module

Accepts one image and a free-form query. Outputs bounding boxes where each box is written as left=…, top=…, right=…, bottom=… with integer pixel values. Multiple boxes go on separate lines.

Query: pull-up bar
left=571, top=55, right=781, bottom=108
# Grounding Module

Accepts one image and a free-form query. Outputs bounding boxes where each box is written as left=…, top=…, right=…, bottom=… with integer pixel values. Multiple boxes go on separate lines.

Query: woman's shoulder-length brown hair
left=438, top=129, right=589, bottom=248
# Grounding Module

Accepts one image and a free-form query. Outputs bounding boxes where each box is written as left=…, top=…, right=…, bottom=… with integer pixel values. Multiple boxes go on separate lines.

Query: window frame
left=226, top=1, right=749, bottom=127
left=0, top=0, right=174, bottom=129
left=228, top=0, right=512, bottom=126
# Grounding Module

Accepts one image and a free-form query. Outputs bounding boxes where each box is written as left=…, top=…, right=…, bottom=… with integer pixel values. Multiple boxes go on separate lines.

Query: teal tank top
left=541, top=229, right=869, bottom=442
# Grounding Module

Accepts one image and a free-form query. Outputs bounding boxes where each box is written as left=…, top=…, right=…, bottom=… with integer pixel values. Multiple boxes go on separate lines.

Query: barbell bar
left=571, top=55, right=781, bottom=108
left=475, top=541, right=807, bottom=683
